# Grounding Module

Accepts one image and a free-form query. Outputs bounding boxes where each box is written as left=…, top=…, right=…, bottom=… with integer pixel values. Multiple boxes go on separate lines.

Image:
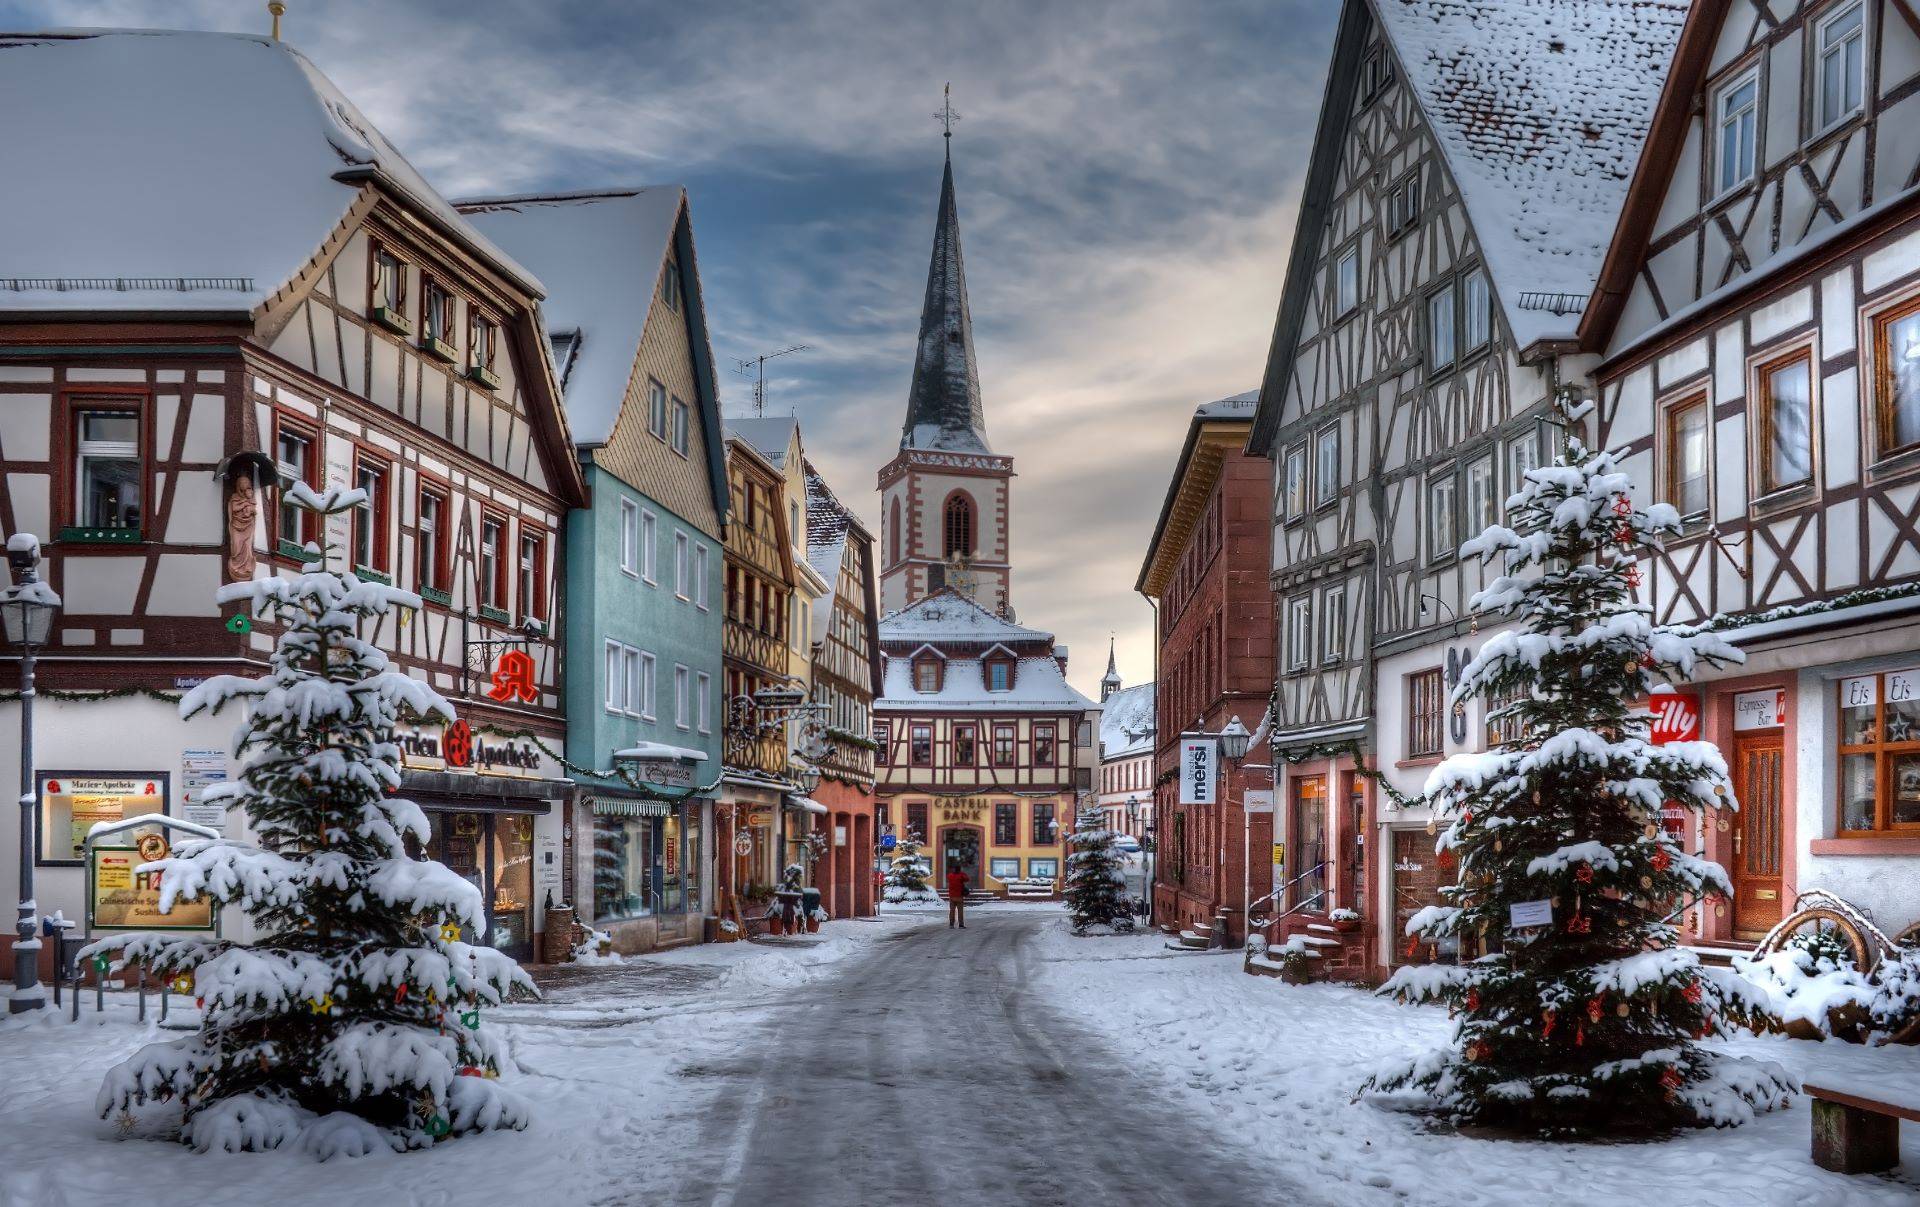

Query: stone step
left=1305, top=923, right=1339, bottom=934
left=1177, top=930, right=1212, bottom=949
left=1298, top=935, right=1340, bottom=948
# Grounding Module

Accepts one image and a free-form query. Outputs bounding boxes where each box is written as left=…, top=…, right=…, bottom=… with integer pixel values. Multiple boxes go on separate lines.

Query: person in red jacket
left=946, top=865, right=969, bottom=928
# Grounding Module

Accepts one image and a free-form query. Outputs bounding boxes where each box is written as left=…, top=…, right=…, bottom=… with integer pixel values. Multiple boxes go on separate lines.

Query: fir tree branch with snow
left=80, top=485, right=534, bottom=1158
left=1364, top=402, right=1793, bottom=1135
left=1065, top=808, right=1135, bottom=936
left=883, top=831, right=935, bottom=903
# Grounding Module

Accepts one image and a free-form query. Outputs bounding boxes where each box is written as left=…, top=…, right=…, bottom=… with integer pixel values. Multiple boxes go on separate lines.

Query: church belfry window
left=943, top=491, right=976, bottom=558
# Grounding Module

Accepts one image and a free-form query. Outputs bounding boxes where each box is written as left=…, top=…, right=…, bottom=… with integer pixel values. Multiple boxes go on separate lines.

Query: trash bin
left=801, top=887, right=823, bottom=933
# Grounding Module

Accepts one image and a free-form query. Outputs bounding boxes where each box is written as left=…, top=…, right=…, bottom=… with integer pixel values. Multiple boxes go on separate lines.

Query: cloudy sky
left=3, top=0, right=1338, bottom=696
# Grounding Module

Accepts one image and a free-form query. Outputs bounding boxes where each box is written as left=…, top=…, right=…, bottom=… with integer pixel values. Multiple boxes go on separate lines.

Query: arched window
left=889, top=498, right=902, bottom=567
left=943, top=492, right=975, bottom=559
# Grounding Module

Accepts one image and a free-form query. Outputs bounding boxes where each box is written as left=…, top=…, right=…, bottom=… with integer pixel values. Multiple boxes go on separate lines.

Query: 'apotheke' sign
left=395, top=719, right=543, bottom=779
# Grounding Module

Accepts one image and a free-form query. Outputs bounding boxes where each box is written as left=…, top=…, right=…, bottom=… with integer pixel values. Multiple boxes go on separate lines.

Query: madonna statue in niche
left=226, top=473, right=259, bottom=581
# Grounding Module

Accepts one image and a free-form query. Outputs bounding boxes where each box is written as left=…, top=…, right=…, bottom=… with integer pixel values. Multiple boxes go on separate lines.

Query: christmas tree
left=1065, top=807, right=1135, bottom=935
left=1367, top=411, right=1790, bottom=1134
left=884, top=830, right=933, bottom=902
left=82, top=485, right=532, bottom=1157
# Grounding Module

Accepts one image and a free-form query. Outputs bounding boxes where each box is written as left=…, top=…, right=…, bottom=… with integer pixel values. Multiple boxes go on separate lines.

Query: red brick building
left=1138, top=392, right=1274, bottom=945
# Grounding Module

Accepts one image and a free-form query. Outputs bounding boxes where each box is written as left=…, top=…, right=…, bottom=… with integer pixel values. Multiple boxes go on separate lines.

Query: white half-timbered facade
left=1580, top=0, right=1920, bottom=943
left=1248, top=0, right=1686, bottom=980
left=0, top=30, right=587, bottom=972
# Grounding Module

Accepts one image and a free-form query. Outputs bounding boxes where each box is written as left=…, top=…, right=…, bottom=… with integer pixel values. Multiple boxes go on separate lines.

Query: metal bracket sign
left=84, top=815, right=222, bottom=934
left=1178, top=736, right=1217, bottom=805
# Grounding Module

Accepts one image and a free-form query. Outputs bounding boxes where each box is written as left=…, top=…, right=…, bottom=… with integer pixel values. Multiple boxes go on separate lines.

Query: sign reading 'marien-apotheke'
left=1178, top=737, right=1216, bottom=805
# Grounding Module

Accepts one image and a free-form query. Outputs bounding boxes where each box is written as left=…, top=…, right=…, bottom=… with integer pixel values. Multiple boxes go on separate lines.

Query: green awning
left=590, top=797, right=673, bottom=819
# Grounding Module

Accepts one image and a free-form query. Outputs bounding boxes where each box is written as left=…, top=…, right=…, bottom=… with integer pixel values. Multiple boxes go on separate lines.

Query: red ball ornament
left=1437, top=848, right=1455, bottom=870
left=1574, top=861, right=1594, bottom=884
left=1466, top=989, right=1481, bottom=1012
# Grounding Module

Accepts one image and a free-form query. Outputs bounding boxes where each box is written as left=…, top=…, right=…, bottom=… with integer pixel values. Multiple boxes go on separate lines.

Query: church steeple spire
left=901, top=103, right=989, bottom=455
left=1101, top=636, right=1122, bottom=703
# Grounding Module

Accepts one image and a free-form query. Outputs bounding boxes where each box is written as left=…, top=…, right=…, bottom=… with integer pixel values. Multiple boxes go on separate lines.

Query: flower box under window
left=419, top=334, right=457, bottom=363
left=57, top=525, right=141, bottom=544
left=353, top=565, right=392, bottom=585
left=276, top=539, right=321, bottom=563
left=418, top=586, right=452, bottom=608
left=479, top=604, right=511, bottom=625
left=372, top=305, right=413, bottom=337
left=467, top=363, right=501, bottom=390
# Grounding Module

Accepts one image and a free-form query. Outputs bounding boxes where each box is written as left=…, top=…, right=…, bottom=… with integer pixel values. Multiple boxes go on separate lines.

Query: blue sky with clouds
left=3, top=0, right=1339, bottom=694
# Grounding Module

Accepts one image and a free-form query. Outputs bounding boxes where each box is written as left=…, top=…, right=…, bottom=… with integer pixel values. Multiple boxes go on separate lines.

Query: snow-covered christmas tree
left=883, top=830, right=934, bottom=903
left=83, top=485, right=532, bottom=1157
left=1065, top=807, right=1134, bottom=935
left=1368, top=411, right=1791, bottom=1134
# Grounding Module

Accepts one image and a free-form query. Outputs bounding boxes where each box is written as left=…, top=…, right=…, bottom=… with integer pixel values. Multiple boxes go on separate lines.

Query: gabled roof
left=1099, top=681, right=1156, bottom=760
left=1374, top=0, right=1687, bottom=350
left=456, top=188, right=686, bottom=445
left=727, top=417, right=801, bottom=470
left=1249, top=0, right=1685, bottom=450
left=802, top=459, right=884, bottom=697
left=0, top=29, right=539, bottom=315
left=878, top=588, right=1049, bottom=648
left=900, top=153, right=991, bottom=454
left=877, top=653, right=1097, bottom=714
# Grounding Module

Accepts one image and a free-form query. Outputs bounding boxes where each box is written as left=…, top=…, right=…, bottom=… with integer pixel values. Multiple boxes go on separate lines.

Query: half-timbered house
left=1248, top=0, right=1685, bottom=978
left=803, top=460, right=884, bottom=919
left=873, top=591, right=1098, bottom=897
left=0, top=29, right=587, bottom=972
left=457, top=187, right=730, bottom=955
left=1579, top=0, right=1920, bottom=943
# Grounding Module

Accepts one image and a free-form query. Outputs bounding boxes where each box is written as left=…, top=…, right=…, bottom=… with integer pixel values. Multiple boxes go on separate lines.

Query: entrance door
left=940, top=826, right=982, bottom=891
left=1289, top=776, right=1327, bottom=911
left=426, top=810, right=536, bottom=962
left=1732, top=734, right=1786, bottom=937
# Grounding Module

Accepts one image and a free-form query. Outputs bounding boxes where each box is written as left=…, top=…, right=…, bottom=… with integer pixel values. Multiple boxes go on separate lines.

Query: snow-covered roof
left=877, top=654, right=1097, bottom=714
left=878, top=589, right=1049, bottom=647
left=0, top=29, right=539, bottom=314
left=803, top=460, right=854, bottom=642
left=1373, top=0, right=1687, bottom=347
left=1195, top=389, right=1260, bottom=418
left=726, top=417, right=800, bottom=469
left=1099, top=682, right=1156, bottom=760
left=457, top=189, right=685, bottom=445
left=900, top=155, right=991, bottom=454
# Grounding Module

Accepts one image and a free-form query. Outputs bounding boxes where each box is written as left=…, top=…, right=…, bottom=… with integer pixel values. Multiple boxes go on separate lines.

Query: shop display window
left=39, top=771, right=167, bottom=865
left=1836, top=671, right=1920, bottom=833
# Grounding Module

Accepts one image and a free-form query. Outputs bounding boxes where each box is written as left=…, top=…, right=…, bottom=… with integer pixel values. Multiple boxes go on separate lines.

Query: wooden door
left=1732, top=734, right=1786, bottom=937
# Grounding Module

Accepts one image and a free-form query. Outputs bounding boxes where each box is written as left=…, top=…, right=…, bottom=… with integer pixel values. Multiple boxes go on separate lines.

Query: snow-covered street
left=5, top=906, right=1919, bottom=1206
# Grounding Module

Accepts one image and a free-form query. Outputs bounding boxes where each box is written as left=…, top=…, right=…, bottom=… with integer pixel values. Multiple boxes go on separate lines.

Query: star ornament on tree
left=1363, top=392, right=1793, bottom=1136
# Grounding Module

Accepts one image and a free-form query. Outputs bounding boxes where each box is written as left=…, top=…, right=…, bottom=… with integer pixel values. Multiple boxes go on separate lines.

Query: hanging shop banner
left=1733, top=689, right=1786, bottom=731
left=394, top=719, right=543, bottom=779
left=1243, top=789, right=1275, bottom=816
left=40, top=773, right=167, bottom=864
left=1178, top=738, right=1217, bottom=805
left=89, top=841, right=215, bottom=932
left=1646, top=693, right=1701, bottom=745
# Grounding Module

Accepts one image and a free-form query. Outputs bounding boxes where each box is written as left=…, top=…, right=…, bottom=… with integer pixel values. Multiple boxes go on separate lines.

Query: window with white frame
left=1314, top=425, right=1340, bottom=508
left=1428, top=287, right=1456, bottom=370
left=674, top=531, right=690, bottom=600
left=1715, top=68, right=1759, bottom=196
left=1666, top=395, right=1712, bottom=517
left=693, top=543, right=710, bottom=609
left=1284, top=444, right=1308, bottom=520
left=1287, top=595, right=1312, bottom=671
left=1816, top=2, right=1865, bottom=132
left=1465, top=454, right=1497, bottom=541
left=1386, top=171, right=1421, bottom=236
left=1506, top=432, right=1539, bottom=517
left=1427, top=469, right=1458, bottom=561
left=1758, top=349, right=1815, bottom=493
left=696, top=672, right=712, bottom=733
left=604, top=641, right=625, bottom=713
left=640, top=509, right=658, bottom=582
left=674, top=664, right=690, bottom=729
left=1322, top=585, right=1347, bottom=664
left=619, top=498, right=640, bottom=576
left=1462, top=269, right=1491, bottom=352
left=1335, top=247, right=1360, bottom=315
left=635, top=650, right=656, bottom=719
left=671, top=397, right=690, bottom=456
left=74, top=408, right=142, bottom=533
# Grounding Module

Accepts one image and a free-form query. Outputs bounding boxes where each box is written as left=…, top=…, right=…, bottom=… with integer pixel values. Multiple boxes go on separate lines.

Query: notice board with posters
left=39, top=771, right=168, bottom=865
left=89, top=838, right=215, bottom=932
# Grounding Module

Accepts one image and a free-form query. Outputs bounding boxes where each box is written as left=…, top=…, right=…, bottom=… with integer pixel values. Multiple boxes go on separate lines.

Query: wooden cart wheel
left=1753, top=907, right=1874, bottom=970
left=1895, top=920, right=1920, bottom=951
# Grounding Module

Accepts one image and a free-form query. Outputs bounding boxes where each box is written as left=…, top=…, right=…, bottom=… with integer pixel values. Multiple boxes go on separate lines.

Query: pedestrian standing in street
left=947, top=864, right=969, bottom=928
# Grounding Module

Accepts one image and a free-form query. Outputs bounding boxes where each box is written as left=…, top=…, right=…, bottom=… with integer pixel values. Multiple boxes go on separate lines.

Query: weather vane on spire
left=935, top=83, right=961, bottom=142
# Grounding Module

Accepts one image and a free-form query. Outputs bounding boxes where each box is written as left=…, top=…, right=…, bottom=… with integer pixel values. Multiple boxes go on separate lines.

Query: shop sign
left=1660, top=803, right=1690, bottom=834
left=1272, top=842, right=1285, bottom=867
left=395, top=719, right=543, bottom=779
left=834, top=825, right=848, bottom=848
left=1733, top=689, right=1786, bottom=731
left=89, top=839, right=214, bottom=932
left=734, top=831, right=754, bottom=856
left=534, top=830, right=562, bottom=906
left=940, top=798, right=988, bottom=822
left=484, top=649, right=541, bottom=704
left=180, top=748, right=229, bottom=830
left=1243, top=789, right=1275, bottom=816
left=629, top=758, right=697, bottom=790
left=1841, top=675, right=1879, bottom=711
left=1179, top=738, right=1217, bottom=805
left=1888, top=670, right=1920, bottom=708
left=42, top=774, right=166, bottom=864
left=1647, top=693, right=1700, bottom=745
left=746, top=811, right=774, bottom=829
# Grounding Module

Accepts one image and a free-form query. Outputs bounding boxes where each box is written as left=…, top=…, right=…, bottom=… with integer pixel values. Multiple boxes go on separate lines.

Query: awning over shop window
left=591, top=796, right=674, bottom=819
left=785, top=795, right=829, bottom=816
left=402, top=770, right=562, bottom=815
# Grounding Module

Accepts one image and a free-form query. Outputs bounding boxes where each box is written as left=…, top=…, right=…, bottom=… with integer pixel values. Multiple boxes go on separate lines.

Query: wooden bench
left=1805, top=1078, right=1920, bottom=1174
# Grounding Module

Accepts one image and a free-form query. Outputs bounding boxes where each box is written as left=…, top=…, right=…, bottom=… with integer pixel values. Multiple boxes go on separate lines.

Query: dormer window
left=986, top=660, right=1013, bottom=692
left=914, top=657, right=942, bottom=693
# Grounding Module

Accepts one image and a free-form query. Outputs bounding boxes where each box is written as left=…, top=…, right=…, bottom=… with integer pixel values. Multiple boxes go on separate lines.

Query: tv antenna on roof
left=731, top=345, right=809, bottom=416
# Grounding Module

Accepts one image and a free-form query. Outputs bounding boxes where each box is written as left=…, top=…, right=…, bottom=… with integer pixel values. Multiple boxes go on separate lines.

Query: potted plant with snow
left=1329, top=907, right=1362, bottom=934
left=1279, top=945, right=1312, bottom=986
left=802, top=886, right=824, bottom=933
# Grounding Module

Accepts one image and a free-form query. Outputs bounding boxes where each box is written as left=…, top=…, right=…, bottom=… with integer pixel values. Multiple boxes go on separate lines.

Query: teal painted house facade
left=460, top=187, right=730, bottom=953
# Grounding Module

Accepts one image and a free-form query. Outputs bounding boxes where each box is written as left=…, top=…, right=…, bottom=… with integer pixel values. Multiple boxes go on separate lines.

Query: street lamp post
left=5, top=535, right=59, bottom=1013
left=1208, top=716, right=1254, bottom=948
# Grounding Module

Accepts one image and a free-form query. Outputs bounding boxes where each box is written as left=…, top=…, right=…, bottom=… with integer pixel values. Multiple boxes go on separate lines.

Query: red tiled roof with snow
left=1373, top=0, right=1687, bottom=347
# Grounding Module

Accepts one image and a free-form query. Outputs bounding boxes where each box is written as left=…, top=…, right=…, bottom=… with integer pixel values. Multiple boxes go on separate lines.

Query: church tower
left=878, top=124, right=1015, bottom=618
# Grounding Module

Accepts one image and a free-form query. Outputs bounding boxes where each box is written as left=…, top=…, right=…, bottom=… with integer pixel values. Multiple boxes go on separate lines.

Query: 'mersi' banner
left=1179, top=737, right=1217, bottom=805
